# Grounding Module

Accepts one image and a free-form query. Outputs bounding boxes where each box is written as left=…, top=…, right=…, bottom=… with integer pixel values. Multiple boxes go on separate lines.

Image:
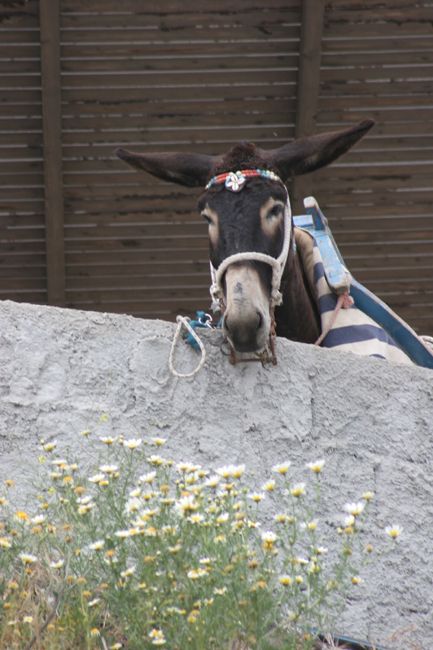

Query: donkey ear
left=115, top=148, right=221, bottom=187
left=260, top=119, right=375, bottom=180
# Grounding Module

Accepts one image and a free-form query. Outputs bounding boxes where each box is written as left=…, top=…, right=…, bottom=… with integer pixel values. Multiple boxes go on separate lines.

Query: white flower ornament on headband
left=205, top=168, right=283, bottom=192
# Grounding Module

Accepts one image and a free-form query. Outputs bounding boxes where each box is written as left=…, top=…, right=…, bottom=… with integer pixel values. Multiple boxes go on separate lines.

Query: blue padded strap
left=350, top=279, right=433, bottom=369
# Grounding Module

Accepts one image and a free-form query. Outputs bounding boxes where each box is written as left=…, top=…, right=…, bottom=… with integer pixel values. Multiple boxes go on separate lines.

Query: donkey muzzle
left=223, top=265, right=271, bottom=353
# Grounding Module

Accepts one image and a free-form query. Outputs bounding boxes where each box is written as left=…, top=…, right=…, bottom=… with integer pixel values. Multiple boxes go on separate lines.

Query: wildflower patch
left=0, top=435, right=400, bottom=650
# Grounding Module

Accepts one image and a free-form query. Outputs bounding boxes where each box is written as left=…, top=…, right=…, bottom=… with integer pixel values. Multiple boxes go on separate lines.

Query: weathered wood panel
left=304, top=0, right=433, bottom=334
left=57, top=0, right=301, bottom=318
left=1, top=0, right=432, bottom=335
left=0, top=0, right=47, bottom=305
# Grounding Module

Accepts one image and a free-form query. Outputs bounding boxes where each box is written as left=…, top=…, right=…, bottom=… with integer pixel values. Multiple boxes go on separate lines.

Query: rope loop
left=168, top=316, right=207, bottom=378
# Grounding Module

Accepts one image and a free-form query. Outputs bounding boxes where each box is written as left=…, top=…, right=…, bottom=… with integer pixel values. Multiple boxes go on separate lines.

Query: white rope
left=421, top=335, right=433, bottom=351
left=168, top=316, right=207, bottom=378
left=209, top=198, right=292, bottom=311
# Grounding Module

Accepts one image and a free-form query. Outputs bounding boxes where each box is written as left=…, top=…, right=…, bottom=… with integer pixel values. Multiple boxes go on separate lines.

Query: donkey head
left=116, top=120, right=374, bottom=354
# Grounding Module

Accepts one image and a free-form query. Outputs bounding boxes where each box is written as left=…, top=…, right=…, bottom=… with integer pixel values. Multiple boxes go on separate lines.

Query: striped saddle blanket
left=294, top=205, right=433, bottom=369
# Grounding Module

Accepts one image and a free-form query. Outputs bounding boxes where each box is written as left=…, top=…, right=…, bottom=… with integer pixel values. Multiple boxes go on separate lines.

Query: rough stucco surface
left=0, top=299, right=432, bottom=648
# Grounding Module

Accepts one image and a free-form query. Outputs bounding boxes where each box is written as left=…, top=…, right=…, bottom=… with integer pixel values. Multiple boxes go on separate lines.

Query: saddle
left=293, top=197, right=433, bottom=370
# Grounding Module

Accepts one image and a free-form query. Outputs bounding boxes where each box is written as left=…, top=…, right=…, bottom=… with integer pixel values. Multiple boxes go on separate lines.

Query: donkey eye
left=266, top=204, right=283, bottom=220
left=201, top=212, right=214, bottom=225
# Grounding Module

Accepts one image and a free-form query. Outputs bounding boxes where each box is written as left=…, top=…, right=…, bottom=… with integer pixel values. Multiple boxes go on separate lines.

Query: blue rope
left=183, top=311, right=214, bottom=350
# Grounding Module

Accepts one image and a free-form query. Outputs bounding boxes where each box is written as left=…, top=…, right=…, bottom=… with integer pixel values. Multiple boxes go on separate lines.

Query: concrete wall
left=0, top=300, right=432, bottom=649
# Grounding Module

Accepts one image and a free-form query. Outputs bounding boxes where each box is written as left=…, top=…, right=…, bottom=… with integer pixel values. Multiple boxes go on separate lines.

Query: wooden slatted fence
left=0, top=0, right=432, bottom=334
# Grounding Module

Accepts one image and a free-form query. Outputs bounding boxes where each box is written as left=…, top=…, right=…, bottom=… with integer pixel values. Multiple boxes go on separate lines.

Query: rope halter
left=206, top=168, right=293, bottom=312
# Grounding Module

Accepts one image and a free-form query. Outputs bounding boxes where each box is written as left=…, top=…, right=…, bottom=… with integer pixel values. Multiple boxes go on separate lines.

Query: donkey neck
left=274, top=243, right=321, bottom=344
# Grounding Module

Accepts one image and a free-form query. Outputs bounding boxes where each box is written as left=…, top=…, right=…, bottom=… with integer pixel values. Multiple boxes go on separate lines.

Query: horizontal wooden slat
left=0, top=59, right=41, bottom=74
left=60, top=7, right=300, bottom=30
left=60, top=96, right=296, bottom=120
left=0, top=252, right=46, bottom=266
left=65, top=284, right=210, bottom=303
left=319, top=94, right=433, bottom=110
left=66, top=260, right=208, bottom=276
left=321, top=49, right=433, bottom=66
left=0, top=29, right=40, bottom=43
left=320, top=202, right=433, bottom=217
left=0, top=172, right=45, bottom=186
left=313, top=164, right=433, bottom=181
left=321, top=63, right=433, bottom=83
left=0, top=240, right=46, bottom=253
left=325, top=6, right=433, bottom=23
left=0, top=206, right=45, bottom=219
left=0, top=89, right=42, bottom=102
left=65, top=291, right=207, bottom=305
left=322, top=36, right=433, bottom=52
left=0, top=105, right=42, bottom=119
left=0, top=186, right=45, bottom=200
left=62, top=223, right=205, bottom=240
left=66, top=273, right=209, bottom=291
left=0, top=147, right=43, bottom=160
left=1, top=124, right=296, bottom=149
left=377, top=294, right=433, bottom=309
left=333, top=148, right=433, bottom=163
left=353, top=266, right=433, bottom=283
left=61, top=127, right=294, bottom=149
left=61, top=53, right=299, bottom=74
left=318, top=122, right=433, bottom=138
left=63, top=235, right=209, bottom=251
left=0, top=257, right=46, bottom=273
left=60, top=25, right=299, bottom=45
left=324, top=21, right=433, bottom=38
left=61, top=111, right=298, bottom=133
left=60, top=39, right=301, bottom=60
left=324, top=0, right=433, bottom=10
left=60, top=68, right=297, bottom=90
left=319, top=105, right=433, bottom=126
left=61, top=81, right=296, bottom=104
left=0, top=276, right=46, bottom=291
left=0, top=227, right=47, bottom=242
left=321, top=79, right=433, bottom=96
left=60, top=0, right=300, bottom=12
left=0, top=74, right=41, bottom=89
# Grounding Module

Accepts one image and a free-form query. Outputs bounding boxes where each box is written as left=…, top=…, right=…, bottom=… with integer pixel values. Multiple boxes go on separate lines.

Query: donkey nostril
left=256, top=311, right=263, bottom=330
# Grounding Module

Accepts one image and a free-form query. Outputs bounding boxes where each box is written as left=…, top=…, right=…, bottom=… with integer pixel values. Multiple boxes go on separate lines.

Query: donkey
left=115, top=120, right=418, bottom=366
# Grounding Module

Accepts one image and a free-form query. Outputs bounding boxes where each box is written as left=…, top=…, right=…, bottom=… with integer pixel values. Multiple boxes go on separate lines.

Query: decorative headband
left=205, top=168, right=283, bottom=192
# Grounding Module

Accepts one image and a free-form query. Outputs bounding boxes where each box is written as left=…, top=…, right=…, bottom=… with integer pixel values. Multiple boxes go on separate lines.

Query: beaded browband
left=205, top=168, right=283, bottom=192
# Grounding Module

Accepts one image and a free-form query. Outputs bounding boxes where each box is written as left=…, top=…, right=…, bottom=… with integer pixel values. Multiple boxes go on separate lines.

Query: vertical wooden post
left=292, top=0, right=325, bottom=211
left=39, top=0, right=65, bottom=306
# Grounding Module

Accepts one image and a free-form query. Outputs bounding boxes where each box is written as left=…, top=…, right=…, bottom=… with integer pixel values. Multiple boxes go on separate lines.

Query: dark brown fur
left=213, top=142, right=276, bottom=177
